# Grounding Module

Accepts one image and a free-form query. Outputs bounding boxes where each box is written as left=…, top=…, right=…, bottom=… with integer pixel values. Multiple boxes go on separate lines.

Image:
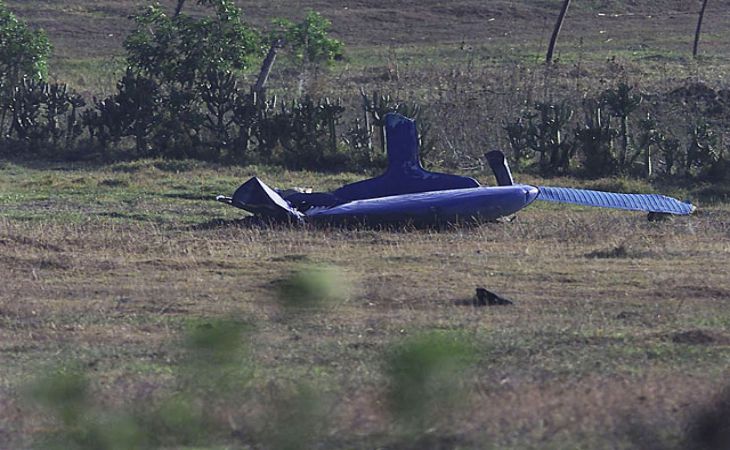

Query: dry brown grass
left=1, top=2, right=729, bottom=446
left=1, top=161, right=729, bottom=448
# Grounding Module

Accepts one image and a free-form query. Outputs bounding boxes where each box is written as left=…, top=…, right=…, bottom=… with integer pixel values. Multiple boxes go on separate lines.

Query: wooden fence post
left=546, top=0, right=572, bottom=64
left=693, top=0, right=710, bottom=57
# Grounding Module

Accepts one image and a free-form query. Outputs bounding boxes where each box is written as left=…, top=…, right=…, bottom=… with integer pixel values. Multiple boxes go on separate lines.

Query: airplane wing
left=537, top=186, right=695, bottom=215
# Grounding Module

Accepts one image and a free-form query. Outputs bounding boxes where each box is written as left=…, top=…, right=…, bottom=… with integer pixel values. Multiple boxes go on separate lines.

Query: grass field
left=1, top=159, right=729, bottom=448
left=2, top=0, right=730, bottom=448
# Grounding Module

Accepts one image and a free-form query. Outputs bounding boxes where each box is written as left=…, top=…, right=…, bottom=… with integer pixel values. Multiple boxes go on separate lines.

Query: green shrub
left=0, top=2, right=52, bottom=140
left=0, top=3, right=51, bottom=83
left=272, top=11, right=344, bottom=66
left=124, top=1, right=263, bottom=86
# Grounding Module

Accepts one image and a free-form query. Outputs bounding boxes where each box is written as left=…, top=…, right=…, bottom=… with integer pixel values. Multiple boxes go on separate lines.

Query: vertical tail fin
left=485, top=151, right=514, bottom=186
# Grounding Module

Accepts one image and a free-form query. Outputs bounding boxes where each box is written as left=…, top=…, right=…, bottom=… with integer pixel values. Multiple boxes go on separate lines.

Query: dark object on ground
left=474, top=288, right=513, bottom=306
left=671, top=329, right=716, bottom=345
left=648, top=212, right=672, bottom=222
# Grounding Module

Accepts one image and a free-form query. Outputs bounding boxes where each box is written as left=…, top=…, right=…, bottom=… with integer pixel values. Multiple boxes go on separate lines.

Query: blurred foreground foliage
left=385, top=331, right=477, bottom=443
left=26, top=264, right=480, bottom=449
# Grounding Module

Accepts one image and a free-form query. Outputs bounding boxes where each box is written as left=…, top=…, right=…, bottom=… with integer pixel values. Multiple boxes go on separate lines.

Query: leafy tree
left=272, top=11, right=344, bottom=67
left=119, top=0, right=264, bottom=158
left=0, top=3, right=51, bottom=82
left=124, top=0, right=263, bottom=87
left=0, top=2, right=52, bottom=135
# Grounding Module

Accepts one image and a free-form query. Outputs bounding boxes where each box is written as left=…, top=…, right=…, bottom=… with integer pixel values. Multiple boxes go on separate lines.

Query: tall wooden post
left=546, top=0, right=571, bottom=64
left=693, top=0, right=710, bottom=58
left=254, top=40, right=284, bottom=94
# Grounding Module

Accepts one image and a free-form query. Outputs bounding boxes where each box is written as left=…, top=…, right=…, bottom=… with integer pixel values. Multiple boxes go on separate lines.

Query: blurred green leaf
left=277, top=264, right=348, bottom=311
left=385, top=331, right=477, bottom=433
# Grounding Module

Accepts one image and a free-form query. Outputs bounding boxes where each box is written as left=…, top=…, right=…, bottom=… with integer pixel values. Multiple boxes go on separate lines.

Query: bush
left=272, top=11, right=344, bottom=67
left=0, top=2, right=52, bottom=138
left=0, top=3, right=51, bottom=83
left=124, top=1, right=263, bottom=85
left=119, top=0, right=264, bottom=160
left=6, top=78, right=86, bottom=154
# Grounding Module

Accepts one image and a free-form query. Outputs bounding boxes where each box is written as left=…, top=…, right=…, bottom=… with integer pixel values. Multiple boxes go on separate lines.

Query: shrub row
left=0, top=72, right=439, bottom=171
left=1, top=65, right=728, bottom=182
left=503, top=82, right=727, bottom=180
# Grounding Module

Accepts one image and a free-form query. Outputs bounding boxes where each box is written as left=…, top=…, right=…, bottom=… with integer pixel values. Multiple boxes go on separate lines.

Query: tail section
left=485, top=151, right=514, bottom=186
left=537, top=186, right=695, bottom=215
left=332, top=113, right=479, bottom=201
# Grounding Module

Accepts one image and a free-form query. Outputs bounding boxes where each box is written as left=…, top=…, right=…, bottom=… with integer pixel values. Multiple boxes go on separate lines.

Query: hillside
left=7, top=1, right=729, bottom=62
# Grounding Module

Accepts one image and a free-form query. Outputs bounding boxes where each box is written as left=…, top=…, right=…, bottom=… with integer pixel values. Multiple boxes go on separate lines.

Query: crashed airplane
left=216, top=113, right=695, bottom=225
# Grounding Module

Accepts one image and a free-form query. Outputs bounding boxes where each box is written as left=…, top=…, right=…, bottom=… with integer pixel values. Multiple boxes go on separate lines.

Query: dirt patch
left=0, top=254, right=73, bottom=271
left=270, top=254, right=311, bottom=262
left=650, top=285, right=730, bottom=302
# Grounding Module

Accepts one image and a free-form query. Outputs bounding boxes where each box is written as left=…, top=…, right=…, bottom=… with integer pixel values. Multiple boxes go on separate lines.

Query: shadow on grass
left=626, top=384, right=730, bottom=450
left=685, top=386, right=730, bottom=450
left=190, top=214, right=513, bottom=233
left=162, top=192, right=211, bottom=201
left=96, top=211, right=163, bottom=223
left=189, top=216, right=291, bottom=230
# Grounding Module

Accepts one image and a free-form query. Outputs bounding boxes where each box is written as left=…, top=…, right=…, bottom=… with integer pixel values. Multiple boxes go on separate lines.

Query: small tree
left=272, top=11, right=344, bottom=66
left=124, top=1, right=263, bottom=87
left=0, top=3, right=51, bottom=135
left=0, top=4, right=50, bottom=82
left=601, top=83, right=642, bottom=171
left=119, top=0, right=263, bottom=158
left=686, top=120, right=719, bottom=177
left=575, top=98, right=618, bottom=178
left=272, top=11, right=344, bottom=94
left=528, top=101, right=574, bottom=175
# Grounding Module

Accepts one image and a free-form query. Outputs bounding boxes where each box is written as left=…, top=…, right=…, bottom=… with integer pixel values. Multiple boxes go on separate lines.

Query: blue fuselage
left=307, top=184, right=540, bottom=225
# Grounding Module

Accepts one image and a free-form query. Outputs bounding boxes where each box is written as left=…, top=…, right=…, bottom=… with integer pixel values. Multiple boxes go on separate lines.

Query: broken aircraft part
left=217, top=113, right=695, bottom=225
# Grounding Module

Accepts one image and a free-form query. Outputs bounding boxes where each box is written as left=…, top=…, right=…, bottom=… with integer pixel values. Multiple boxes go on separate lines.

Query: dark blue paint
left=231, top=177, right=303, bottom=220
left=218, top=113, right=695, bottom=224
left=309, top=184, right=540, bottom=224
left=332, top=114, right=479, bottom=201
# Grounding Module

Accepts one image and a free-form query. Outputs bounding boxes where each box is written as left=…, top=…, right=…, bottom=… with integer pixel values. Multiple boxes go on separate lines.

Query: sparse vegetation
left=0, top=1, right=728, bottom=182
left=2, top=1, right=730, bottom=449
